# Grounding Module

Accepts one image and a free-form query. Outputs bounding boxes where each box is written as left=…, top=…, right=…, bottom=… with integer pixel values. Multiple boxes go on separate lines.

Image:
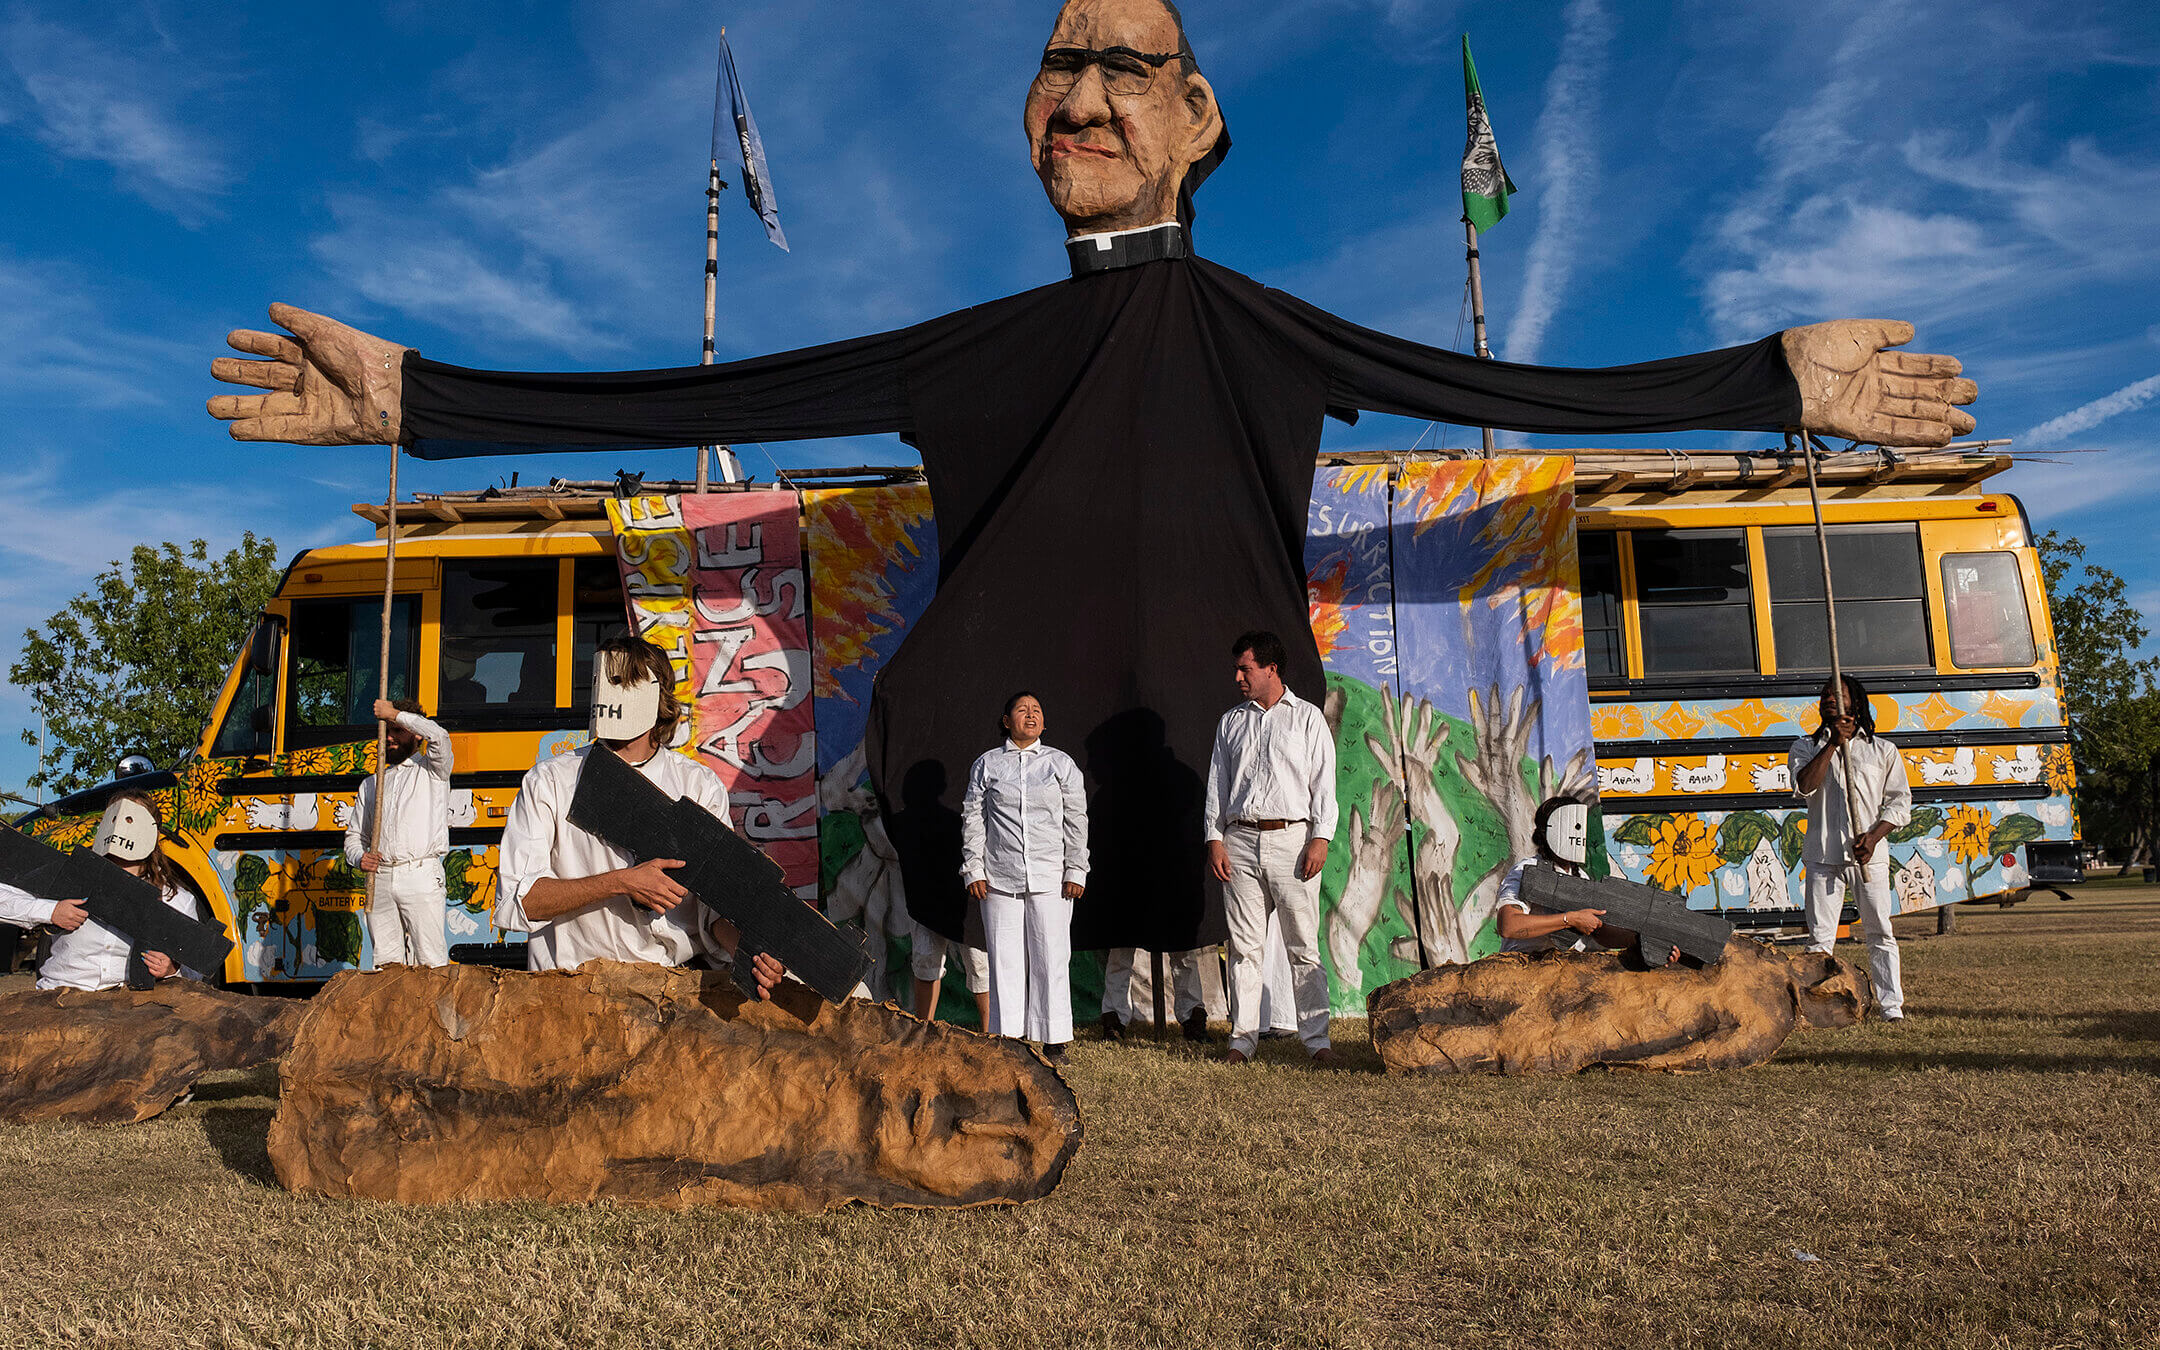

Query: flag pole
left=367, top=445, right=399, bottom=919
left=698, top=152, right=722, bottom=493
left=1464, top=220, right=1495, bottom=455
left=701, top=27, right=743, bottom=489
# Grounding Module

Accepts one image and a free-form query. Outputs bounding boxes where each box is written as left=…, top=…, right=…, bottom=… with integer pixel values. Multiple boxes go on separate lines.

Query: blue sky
left=1, top=0, right=2155, bottom=798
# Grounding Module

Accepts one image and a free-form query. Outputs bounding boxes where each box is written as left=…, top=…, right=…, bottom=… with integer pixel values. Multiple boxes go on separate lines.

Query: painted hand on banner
left=1325, top=781, right=1404, bottom=998
left=208, top=304, right=408, bottom=445
left=1783, top=319, right=1978, bottom=448
left=1373, top=694, right=1464, bottom=964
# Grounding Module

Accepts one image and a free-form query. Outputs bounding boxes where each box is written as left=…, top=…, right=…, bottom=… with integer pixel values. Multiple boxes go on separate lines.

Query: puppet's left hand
left=1783, top=320, right=1978, bottom=447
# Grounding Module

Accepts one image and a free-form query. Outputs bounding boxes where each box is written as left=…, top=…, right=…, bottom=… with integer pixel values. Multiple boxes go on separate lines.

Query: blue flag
left=714, top=31, right=788, bottom=252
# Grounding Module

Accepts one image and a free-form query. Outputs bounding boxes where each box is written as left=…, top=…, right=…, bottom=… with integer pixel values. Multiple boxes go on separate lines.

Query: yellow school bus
left=17, top=487, right=650, bottom=984
left=1574, top=446, right=2078, bottom=919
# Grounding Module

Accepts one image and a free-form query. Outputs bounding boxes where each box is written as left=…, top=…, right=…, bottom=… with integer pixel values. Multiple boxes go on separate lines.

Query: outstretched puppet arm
left=211, top=303, right=929, bottom=457
left=1261, top=288, right=1975, bottom=446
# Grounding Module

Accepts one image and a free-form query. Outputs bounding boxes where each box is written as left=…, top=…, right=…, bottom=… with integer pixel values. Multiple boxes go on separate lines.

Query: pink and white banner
left=608, top=491, right=818, bottom=897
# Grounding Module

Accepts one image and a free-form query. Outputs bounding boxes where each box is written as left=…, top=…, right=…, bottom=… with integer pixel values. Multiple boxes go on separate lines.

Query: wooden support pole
left=1464, top=220, right=1495, bottom=457
left=366, top=446, right=400, bottom=920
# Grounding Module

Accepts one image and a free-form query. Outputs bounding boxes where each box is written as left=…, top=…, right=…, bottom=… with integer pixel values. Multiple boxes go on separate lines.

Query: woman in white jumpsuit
left=961, top=692, right=1090, bottom=1063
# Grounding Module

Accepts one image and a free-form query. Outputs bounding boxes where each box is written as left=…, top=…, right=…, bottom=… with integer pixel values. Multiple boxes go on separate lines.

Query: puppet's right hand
left=209, top=303, right=409, bottom=445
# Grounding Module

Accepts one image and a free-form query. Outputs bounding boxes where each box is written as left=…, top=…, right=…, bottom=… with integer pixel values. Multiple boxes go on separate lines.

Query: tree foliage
left=11, top=535, right=280, bottom=795
left=2036, top=531, right=2160, bottom=865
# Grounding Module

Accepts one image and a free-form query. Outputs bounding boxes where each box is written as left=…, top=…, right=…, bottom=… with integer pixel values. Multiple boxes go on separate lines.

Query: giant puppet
left=208, top=0, right=1978, bottom=956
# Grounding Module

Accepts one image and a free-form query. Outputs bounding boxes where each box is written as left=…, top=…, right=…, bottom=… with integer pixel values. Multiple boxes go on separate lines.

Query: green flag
left=1461, top=36, right=1516, bottom=232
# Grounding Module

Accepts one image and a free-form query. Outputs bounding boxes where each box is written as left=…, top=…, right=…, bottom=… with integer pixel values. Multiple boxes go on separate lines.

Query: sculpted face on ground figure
left=207, top=0, right=1978, bottom=449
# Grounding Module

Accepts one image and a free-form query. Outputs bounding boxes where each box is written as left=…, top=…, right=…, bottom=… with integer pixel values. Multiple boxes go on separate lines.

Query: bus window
left=1633, top=529, right=1756, bottom=676
left=569, top=556, right=629, bottom=711
left=211, top=658, right=276, bottom=758
left=1764, top=523, right=1929, bottom=671
left=1578, top=533, right=1623, bottom=679
left=287, top=596, right=418, bottom=748
left=440, top=560, right=557, bottom=713
left=1941, top=552, right=2037, bottom=668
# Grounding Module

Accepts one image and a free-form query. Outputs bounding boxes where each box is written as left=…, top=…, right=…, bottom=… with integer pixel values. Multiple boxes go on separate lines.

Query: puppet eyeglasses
left=1036, top=46, right=1189, bottom=96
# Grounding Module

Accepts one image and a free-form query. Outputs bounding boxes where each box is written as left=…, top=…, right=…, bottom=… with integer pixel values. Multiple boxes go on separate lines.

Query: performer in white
left=496, top=636, right=783, bottom=996
left=1099, top=946, right=1207, bottom=1042
left=0, top=792, right=205, bottom=990
left=962, top=691, right=1089, bottom=1062
left=343, top=697, right=455, bottom=967
left=1791, top=674, right=1913, bottom=1020
left=911, top=917, right=991, bottom=1028
left=1493, top=797, right=1675, bottom=963
left=1204, top=630, right=1338, bottom=1066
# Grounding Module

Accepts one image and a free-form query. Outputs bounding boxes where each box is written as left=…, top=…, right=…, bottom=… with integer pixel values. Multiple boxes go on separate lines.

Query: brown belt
left=1233, top=819, right=1301, bottom=832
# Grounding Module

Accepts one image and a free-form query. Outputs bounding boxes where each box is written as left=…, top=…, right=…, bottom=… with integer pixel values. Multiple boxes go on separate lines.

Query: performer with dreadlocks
left=1791, top=675, right=1913, bottom=1020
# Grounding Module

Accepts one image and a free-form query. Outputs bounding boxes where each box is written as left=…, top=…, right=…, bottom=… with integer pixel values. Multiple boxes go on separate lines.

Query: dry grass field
left=2, top=891, right=2155, bottom=1350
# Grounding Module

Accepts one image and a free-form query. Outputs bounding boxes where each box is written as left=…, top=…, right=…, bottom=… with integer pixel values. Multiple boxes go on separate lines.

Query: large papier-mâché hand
left=208, top=303, right=408, bottom=445
left=1782, top=319, right=1978, bottom=448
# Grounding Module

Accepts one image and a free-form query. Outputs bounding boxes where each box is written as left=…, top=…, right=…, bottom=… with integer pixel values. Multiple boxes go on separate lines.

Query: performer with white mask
left=1494, top=796, right=1677, bottom=964
left=0, top=791, right=207, bottom=990
left=495, top=635, right=785, bottom=997
left=962, top=691, right=1089, bottom=1062
left=343, top=696, right=455, bottom=967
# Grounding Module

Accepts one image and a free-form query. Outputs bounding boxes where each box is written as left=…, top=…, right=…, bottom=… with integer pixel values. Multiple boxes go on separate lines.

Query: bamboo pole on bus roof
left=1798, top=429, right=1869, bottom=895
left=367, top=445, right=399, bottom=918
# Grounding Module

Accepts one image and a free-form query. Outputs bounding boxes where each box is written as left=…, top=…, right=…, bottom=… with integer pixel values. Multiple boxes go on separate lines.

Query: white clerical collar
left=1066, top=221, right=1189, bottom=276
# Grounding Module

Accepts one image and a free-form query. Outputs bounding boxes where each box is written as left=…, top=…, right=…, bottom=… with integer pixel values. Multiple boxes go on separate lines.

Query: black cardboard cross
left=565, top=746, right=869, bottom=1002
left=0, top=824, right=234, bottom=975
left=1518, top=865, right=1735, bottom=965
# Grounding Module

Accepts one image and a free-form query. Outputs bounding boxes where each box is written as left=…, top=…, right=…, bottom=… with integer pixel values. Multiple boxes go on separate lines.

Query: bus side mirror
left=250, top=705, right=274, bottom=737
left=248, top=618, right=283, bottom=677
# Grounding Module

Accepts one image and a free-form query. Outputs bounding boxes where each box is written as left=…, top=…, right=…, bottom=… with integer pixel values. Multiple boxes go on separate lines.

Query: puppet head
left=1533, top=796, right=1592, bottom=867
left=591, top=635, right=679, bottom=744
left=93, top=794, right=160, bottom=863
left=1026, top=0, right=1228, bottom=234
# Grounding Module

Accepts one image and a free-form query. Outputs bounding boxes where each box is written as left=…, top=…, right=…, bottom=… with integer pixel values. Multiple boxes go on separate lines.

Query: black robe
left=401, top=227, right=1797, bottom=951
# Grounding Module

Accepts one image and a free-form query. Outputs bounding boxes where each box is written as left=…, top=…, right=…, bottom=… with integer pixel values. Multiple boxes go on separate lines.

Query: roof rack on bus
left=350, top=465, right=929, bottom=526
left=1315, top=441, right=2017, bottom=497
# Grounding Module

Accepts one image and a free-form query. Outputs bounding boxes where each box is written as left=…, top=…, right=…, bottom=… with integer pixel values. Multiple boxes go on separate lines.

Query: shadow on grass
left=1914, top=1008, right=2160, bottom=1042
left=201, top=1105, right=279, bottom=1186
left=1783, top=1045, right=2160, bottom=1074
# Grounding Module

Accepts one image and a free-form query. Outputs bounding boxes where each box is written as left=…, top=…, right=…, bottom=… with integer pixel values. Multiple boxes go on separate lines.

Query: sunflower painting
left=1643, top=814, right=1722, bottom=898
left=1942, top=804, right=1993, bottom=866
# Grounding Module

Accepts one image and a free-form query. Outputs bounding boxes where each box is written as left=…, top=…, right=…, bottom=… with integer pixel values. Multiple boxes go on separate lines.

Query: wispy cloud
left=1501, top=0, right=1615, bottom=365
left=0, top=251, right=193, bottom=408
left=2023, top=373, right=2160, bottom=447
left=0, top=13, right=230, bottom=215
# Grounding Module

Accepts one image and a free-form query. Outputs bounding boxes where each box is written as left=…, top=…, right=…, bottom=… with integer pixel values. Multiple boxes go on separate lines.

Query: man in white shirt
left=1204, top=630, right=1339, bottom=1065
left=495, top=636, right=784, bottom=996
left=343, top=697, right=455, bottom=968
left=1790, top=674, right=1913, bottom=1021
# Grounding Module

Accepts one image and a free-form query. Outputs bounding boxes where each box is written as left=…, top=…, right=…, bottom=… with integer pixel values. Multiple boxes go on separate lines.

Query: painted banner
left=605, top=492, right=818, bottom=894
left=803, top=483, right=939, bottom=998
left=680, top=492, right=818, bottom=894
left=1306, top=457, right=1594, bottom=1014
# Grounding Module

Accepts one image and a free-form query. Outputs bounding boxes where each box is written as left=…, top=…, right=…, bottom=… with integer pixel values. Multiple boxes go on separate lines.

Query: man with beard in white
left=495, top=636, right=784, bottom=998
left=343, top=696, right=455, bottom=967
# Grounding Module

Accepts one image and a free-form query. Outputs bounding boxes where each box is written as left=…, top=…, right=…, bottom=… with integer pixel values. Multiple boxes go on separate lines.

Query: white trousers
left=1255, top=912, right=1299, bottom=1033
left=981, top=888, right=1073, bottom=1043
left=910, top=920, right=990, bottom=994
left=367, top=858, right=450, bottom=969
left=1223, top=826, right=1331, bottom=1055
left=1102, top=947, right=1207, bottom=1021
left=1803, top=863, right=1904, bottom=1018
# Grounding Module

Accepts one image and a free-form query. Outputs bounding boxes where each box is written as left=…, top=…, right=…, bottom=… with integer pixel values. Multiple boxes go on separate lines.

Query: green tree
left=10, top=535, right=279, bottom=795
left=2037, top=531, right=2160, bottom=868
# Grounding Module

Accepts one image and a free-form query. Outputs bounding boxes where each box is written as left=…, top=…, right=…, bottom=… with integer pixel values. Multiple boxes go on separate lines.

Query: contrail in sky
left=1501, top=0, right=1615, bottom=366
left=2023, top=372, right=2160, bottom=446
